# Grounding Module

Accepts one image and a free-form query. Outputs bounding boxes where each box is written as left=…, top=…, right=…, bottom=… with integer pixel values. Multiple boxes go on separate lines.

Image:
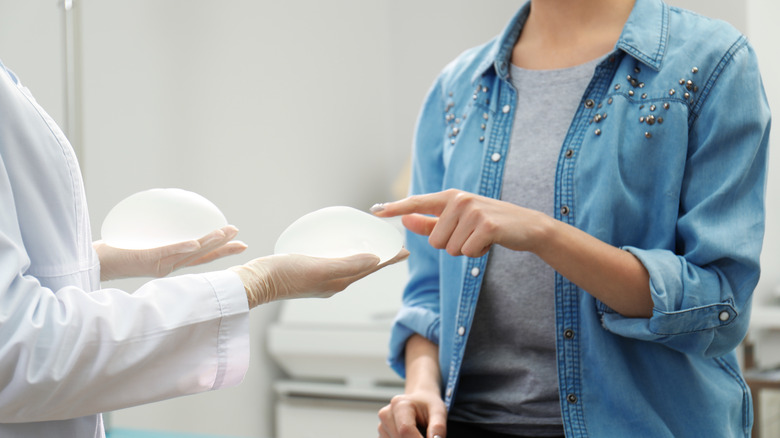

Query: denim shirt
left=387, top=0, right=771, bottom=436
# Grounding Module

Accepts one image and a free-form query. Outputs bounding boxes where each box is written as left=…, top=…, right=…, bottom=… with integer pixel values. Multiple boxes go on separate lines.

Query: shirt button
left=567, top=393, right=578, bottom=404
left=502, top=104, right=510, bottom=113
left=565, top=149, right=574, bottom=158
left=584, top=99, right=595, bottom=108
left=491, top=152, right=501, bottom=162
left=446, top=387, right=453, bottom=397
left=458, top=326, right=466, bottom=336
left=560, top=205, right=570, bottom=216
left=470, top=267, right=481, bottom=277
left=564, top=329, right=575, bottom=339
left=719, top=311, right=730, bottom=321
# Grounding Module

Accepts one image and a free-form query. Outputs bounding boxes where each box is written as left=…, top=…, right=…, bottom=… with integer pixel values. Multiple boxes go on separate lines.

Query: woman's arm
left=378, top=334, right=448, bottom=438
left=373, top=190, right=653, bottom=318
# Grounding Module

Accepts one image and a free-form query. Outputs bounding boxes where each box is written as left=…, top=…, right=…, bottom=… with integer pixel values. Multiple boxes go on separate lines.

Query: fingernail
left=369, top=203, right=386, bottom=213
left=433, top=435, right=443, bottom=438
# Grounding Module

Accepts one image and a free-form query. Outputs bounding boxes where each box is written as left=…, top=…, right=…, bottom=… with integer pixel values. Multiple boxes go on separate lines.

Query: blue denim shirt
left=387, top=0, right=771, bottom=436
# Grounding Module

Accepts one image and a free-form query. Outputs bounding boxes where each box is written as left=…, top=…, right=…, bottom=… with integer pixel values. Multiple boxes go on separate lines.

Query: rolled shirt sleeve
left=599, top=39, right=770, bottom=358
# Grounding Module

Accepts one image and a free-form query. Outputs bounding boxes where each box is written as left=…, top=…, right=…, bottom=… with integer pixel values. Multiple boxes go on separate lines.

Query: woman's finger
left=371, top=191, right=456, bottom=218
left=401, top=214, right=438, bottom=236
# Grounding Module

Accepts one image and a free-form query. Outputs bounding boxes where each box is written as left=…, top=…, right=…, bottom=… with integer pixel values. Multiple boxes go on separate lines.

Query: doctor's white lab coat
left=0, top=59, right=250, bottom=437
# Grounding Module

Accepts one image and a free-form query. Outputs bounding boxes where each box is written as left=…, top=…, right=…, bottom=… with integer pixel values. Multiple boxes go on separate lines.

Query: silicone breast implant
left=101, top=188, right=228, bottom=249
left=274, top=206, right=403, bottom=263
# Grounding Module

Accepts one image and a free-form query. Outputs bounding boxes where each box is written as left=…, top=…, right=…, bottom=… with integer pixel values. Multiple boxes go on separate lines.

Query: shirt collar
left=616, top=0, right=669, bottom=71
left=471, top=0, right=669, bottom=83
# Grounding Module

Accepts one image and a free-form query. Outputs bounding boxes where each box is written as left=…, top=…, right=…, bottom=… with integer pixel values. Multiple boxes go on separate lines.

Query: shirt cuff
left=202, top=270, right=250, bottom=390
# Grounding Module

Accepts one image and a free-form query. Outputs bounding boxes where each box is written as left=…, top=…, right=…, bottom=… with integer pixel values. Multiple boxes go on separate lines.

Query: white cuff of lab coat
left=203, top=270, right=251, bottom=389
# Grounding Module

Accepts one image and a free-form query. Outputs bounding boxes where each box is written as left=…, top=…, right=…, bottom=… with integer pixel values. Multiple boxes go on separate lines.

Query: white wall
left=748, top=0, right=780, bottom=306
left=0, top=1, right=777, bottom=437
left=0, top=1, right=65, bottom=126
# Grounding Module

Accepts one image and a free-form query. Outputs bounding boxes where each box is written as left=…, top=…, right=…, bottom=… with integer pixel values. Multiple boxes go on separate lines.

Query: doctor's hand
left=94, top=225, right=248, bottom=281
left=371, top=189, right=551, bottom=258
left=230, top=249, right=409, bottom=308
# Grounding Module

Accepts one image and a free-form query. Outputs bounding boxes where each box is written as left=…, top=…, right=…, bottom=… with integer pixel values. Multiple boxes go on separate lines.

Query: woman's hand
left=372, top=189, right=552, bottom=258
left=94, top=226, right=247, bottom=281
left=373, top=189, right=653, bottom=318
left=379, top=334, right=447, bottom=438
left=230, top=249, right=409, bottom=308
left=378, top=390, right=447, bottom=438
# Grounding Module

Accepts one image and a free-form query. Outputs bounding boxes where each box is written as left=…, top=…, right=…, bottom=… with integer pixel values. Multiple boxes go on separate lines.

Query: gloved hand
left=230, top=249, right=409, bottom=308
left=94, top=225, right=248, bottom=281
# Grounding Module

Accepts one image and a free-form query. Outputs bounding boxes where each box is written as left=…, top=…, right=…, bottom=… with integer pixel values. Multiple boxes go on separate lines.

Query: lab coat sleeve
left=0, top=58, right=250, bottom=423
left=600, top=40, right=771, bottom=358
left=0, top=175, right=250, bottom=422
left=387, top=76, right=447, bottom=378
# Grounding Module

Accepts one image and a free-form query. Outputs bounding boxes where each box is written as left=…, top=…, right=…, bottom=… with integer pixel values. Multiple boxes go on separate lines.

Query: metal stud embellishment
left=444, top=93, right=468, bottom=146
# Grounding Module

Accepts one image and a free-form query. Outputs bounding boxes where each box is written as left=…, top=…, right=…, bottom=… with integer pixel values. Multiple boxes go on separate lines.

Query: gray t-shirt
left=448, top=57, right=601, bottom=435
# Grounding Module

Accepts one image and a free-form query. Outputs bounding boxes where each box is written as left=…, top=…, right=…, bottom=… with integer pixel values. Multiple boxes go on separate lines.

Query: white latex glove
left=230, top=249, right=409, bottom=308
left=94, top=225, right=248, bottom=281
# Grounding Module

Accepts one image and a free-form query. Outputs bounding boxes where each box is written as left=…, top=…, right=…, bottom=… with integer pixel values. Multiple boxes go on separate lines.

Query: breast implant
left=274, top=206, right=403, bottom=263
left=101, top=188, right=228, bottom=249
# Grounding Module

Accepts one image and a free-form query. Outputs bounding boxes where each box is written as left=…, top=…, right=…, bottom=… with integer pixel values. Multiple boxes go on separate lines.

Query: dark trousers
left=446, top=420, right=566, bottom=438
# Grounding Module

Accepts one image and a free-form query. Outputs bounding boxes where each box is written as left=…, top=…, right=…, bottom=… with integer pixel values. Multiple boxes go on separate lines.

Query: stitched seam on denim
left=688, top=35, right=748, bottom=129
left=714, top=356, right=752, bottom=434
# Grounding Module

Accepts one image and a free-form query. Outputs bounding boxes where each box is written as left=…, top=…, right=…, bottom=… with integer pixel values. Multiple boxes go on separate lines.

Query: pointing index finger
left=370, top=193, right=448, bottom=218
